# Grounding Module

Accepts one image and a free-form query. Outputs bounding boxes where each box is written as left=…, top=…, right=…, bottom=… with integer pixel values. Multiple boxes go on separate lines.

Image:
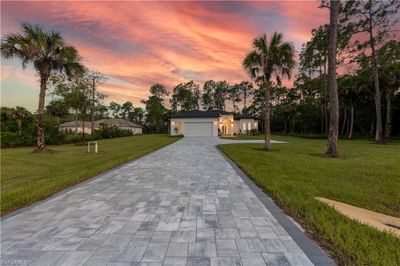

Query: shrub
left=0, top=132, right=22, bottom=148
left=95, top=124, right=133, bottom=139
left=250, top=129, right=259, bottom=136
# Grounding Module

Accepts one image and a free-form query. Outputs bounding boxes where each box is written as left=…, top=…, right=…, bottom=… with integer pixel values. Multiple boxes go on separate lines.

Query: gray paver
left=1, top=138, right=326, bottom=265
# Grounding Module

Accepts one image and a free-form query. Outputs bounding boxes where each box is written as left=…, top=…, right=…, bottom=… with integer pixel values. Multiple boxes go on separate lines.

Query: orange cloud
left=2, top=1, right=329, bottom=107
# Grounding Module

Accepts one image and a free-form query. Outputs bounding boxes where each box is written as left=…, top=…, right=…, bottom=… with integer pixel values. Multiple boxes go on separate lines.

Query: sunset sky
left=1, top=1, right=328, bottom=111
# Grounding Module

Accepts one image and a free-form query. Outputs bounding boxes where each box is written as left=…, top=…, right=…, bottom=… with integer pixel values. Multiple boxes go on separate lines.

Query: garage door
left=184, top=122, right=213, bottom=137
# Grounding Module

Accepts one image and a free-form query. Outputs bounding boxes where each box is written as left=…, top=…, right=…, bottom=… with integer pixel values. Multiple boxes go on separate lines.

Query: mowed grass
left=219, top=136, right=400, bottom=265
left=1, top=135, right=180, bottom=216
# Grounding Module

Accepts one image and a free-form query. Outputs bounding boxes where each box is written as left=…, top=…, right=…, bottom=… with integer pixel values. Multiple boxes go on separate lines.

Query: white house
left=59, top=118, right=143, bottom=135
left=169, top=110, right=257, bottom=137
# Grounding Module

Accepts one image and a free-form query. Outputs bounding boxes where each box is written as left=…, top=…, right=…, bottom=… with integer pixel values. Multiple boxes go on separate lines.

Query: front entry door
left=222, top=125, right=227, bottom=135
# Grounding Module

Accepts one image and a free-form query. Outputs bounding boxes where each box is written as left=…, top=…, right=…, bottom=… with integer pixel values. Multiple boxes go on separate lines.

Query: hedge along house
left=169, top=110, right=257, bottom=137
left=59, top=118, right=143, bottom=135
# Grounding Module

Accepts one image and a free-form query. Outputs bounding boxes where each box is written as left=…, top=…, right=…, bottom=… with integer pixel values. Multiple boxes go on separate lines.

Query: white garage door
left=184, top=122, right=213, bottom=137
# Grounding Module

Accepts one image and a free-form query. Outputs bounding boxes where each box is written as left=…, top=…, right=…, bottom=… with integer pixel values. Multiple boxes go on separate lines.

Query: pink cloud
left=2, top=1, right=329, bottom=106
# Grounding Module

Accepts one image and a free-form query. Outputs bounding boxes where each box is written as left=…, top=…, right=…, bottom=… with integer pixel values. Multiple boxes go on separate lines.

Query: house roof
left=170, top=110, right=224, bottom=118
left=60, top=119, right=142, bottom=128
left=59, top=120, right=91, bottom=127
left=170, top=110, right=255, bottom=120
left=95, top=119, right=143, bottom=128
left=234, top=114, right=256, bottom=120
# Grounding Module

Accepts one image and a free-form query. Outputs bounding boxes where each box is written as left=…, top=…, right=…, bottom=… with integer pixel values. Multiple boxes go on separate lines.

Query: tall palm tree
left=1, top=23, right=83, bottom=151
left=243, top=32, right=295, bottom=151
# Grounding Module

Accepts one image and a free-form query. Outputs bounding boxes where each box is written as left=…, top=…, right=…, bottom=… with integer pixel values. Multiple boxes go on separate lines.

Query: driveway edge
left=217, top=145, right=335, bottom=266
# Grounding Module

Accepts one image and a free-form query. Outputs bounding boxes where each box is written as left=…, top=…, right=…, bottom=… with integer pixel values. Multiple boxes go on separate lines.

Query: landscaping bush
left=249, top=128, right=259, bottom=135
left=95, top=124, right=133, bottom=139
left=0, top=132, right=22, bottom=148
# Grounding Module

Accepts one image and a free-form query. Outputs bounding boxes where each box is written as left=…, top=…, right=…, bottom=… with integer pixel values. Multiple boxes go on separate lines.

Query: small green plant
left=174, top=127, right=180, bottom=135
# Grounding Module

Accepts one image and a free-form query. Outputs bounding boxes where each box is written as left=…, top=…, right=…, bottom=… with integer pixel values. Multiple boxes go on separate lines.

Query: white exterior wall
left=237, top=119, right=258, bottom=134
left=60, top=126, right=92, bottom=134
left=121, top=127, right=143, bottom=135
left=132, top=127, right=143, bottom=135
left=61, top=126, right=142, bottom=135
left=170, top=118, right=218, bottom=136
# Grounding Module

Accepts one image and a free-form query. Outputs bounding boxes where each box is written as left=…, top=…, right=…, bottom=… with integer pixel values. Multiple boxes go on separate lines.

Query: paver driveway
left=1, top=138, right=331, bottom=266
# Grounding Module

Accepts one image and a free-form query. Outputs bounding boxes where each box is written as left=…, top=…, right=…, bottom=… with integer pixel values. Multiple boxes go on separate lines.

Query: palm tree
left=13, top=106, right=32, bottom=136
left=243, top=32, right=295, bottom=151
left=1, top=23, right=83, bottom=151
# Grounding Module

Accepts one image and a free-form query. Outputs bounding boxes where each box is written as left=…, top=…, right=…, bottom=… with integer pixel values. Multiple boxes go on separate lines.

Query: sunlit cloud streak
left=1, top=1, right=327, bottom=110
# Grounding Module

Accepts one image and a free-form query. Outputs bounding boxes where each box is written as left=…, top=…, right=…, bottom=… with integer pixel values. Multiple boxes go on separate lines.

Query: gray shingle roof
left=170, top=110, right=232, bottom=118
left=59, top=121, right=91, bottom=127
left=95, top=119, right=142, bottom=128
left=60, top=119, right=142, bottom=128
left=169, top=110, right=255, bottom=120
left=234, top=114, right=256, bottom=120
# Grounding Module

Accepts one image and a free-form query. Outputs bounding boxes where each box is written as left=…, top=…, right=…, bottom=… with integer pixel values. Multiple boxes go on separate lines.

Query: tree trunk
left=341, top=107, right=347, bottom=136
left=323, top=60, right=328, bottom=134
left=385, top=90, right=392, bottom=142
left=326, top=0, right=340, bottom=157
left=264, top=83, right=271, bottom=151
left=370, top=118, right=375, bottom=139
left=321, top=104, right=324, bottom=134
left=75, top=111, right=78, bottom=135
left=82, top=119, right=85, bottom=141
left=91, top=78, right=95, bottom=135
left=17, top=120, right=22, bottom=136
left=35, top=74, right=49, bottom=151
left=369, top=12, right=384, bottom=143
left=319, top=66, right=324, bottom=134
left=349, top=105, right=354, bottom=139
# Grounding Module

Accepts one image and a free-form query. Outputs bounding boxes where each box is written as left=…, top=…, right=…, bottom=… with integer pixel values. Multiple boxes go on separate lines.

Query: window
left=243, top=123, right=247, bottom=131
left=248, top=122, right=251, bottom=130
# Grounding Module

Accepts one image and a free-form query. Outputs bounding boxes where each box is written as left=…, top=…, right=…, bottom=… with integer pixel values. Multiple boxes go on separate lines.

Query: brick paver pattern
left=1, top=138, right=314, bottom=266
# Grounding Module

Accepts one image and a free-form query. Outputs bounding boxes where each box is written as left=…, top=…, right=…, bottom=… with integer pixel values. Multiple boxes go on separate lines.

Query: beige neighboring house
left=169, top=110, right=257, bottom=137
left=59, top=120, right=92, bottom=134
left=59, top=118, right=143, bottom=135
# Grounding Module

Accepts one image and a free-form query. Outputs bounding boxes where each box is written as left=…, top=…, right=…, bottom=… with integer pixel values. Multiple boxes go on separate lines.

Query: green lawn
left=1, top=135, right=180, bottom=216
left=219, top=136, right=400, bottom=265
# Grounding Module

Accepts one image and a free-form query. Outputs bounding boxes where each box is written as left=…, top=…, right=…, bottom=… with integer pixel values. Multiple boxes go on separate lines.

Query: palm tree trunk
left=264, top=83, right=271, bottom=151
left=326, top=0, right=340, bottom=157
left=349, top=105, right=354, bottom=139
left=35, top=74, right=48, bottom=151
left=385, top=90, right=392, bottom=142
